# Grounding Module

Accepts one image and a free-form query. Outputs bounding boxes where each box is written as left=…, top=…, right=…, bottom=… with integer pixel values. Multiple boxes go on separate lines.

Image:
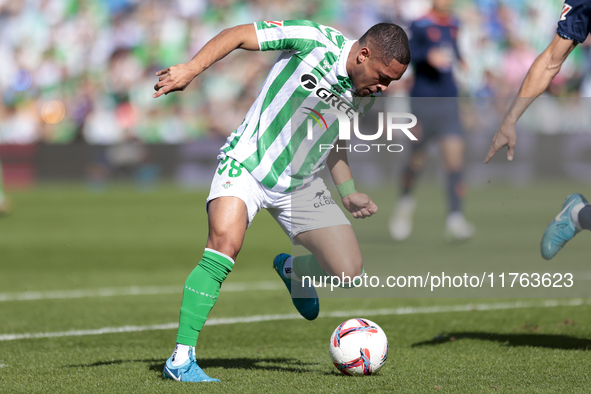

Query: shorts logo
left=310, top=190, right=336, bottom=208
left=222, top=181, right=233, bottom=189
left=300, top=73, right=318, bottom=91
left=309, top=190, right=326, bottom=201
left=561, top=4, right=572, bottom=21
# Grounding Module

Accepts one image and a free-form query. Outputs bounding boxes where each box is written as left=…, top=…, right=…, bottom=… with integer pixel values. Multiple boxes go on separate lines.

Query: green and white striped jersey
left=219, top=20, right=372, bottom=192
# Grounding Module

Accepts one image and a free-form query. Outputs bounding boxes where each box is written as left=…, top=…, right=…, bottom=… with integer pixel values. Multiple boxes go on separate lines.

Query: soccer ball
left=329, top=318, right=388, bottom=376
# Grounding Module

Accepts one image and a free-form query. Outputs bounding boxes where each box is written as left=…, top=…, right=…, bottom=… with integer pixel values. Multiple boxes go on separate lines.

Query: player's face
left=433, top=0, right=454, bottom=14
left=350, top=48, right=407, bottom=97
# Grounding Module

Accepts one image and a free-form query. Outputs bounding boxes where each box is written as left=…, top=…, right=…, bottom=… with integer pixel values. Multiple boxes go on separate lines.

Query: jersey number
left=218, top=157, right=244, bottom=178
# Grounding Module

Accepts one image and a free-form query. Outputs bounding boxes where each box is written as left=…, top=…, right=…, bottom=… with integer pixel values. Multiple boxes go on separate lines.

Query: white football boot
left=389, top=195, right=416, bottom=241
left=444, top=212, right=475, bottom=242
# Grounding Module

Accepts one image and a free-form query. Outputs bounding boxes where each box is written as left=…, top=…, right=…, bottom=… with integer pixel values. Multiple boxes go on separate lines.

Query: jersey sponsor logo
left=300, top=74, right=354, bottom=117
left=264, top=20, right=283, bottom=27
left=560, top=4, right=572, bottom=21
left=299, top=73, right=356, bottom=119
left=300, top=73, right=318, bottom=90
left=316, top=87, right=356, bottom=119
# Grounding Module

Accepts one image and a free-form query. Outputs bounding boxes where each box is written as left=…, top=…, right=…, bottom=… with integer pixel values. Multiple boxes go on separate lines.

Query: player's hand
left=342, top=192, right=378, bottom=219
left=153, top=63, right=198, bottom=98
left=484, top=121, right=517, bottom=163
left=427, top=48, right=453, bottom=71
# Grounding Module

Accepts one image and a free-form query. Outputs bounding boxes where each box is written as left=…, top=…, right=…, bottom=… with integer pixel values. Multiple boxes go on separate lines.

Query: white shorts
left=206, top=158, right=350, bottom=241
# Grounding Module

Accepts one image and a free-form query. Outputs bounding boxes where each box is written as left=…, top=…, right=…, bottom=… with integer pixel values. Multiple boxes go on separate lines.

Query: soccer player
left=389, top=0, right=474, bottom=242
left=153, top=21, right=410, bottom=382
left=484, top=0, right=591, bottom=259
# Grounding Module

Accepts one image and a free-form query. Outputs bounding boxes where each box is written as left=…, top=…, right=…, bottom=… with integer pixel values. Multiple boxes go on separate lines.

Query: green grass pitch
left=0, top=183, right=590, bottom=393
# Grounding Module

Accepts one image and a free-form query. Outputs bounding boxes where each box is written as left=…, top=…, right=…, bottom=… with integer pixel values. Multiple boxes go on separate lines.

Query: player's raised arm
left=153, top=24, right=259, bottom=98
left=484, top=34, right=577, bottom=163
left=327, top=139, right=378, bottom=219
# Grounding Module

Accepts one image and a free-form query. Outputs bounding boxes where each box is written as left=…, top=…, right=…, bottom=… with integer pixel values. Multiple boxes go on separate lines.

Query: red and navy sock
left=579, top=205, right=591, bottom=231
left=401, top=165, right=418, bottom=196
left=447, top=171, right=465, bottom=214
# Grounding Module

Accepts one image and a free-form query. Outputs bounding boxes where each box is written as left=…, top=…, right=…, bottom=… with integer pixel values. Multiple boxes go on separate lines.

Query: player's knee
left=340, top=265, right=363, bottom=279
left=206, top=236, right=241, bottom=261
left=340, top=267, right=365, bottom=289
left=332, top=257, right=363, bottom=286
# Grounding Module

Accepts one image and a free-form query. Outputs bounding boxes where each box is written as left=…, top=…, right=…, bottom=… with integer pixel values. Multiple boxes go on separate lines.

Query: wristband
left=336, top=179, right=356, bottom=199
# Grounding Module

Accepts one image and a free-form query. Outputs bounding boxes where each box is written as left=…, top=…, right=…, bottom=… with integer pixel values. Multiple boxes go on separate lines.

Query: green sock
left=293, top=254, right=328, bottom=281
left=176, top=249, right=234, bottom=346
left=293, top=254, right=363, bottom=288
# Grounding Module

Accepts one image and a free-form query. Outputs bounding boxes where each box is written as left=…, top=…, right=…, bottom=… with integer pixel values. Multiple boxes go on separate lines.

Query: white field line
left=4, top=271, right=591, bottom=302
left=0, top=281, right=283, bottom=302
left=0, top=298, right=588, bottom=342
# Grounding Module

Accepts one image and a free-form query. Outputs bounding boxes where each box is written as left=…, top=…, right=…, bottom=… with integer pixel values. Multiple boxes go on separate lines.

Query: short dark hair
left=359, top=23, right=411, bottom=66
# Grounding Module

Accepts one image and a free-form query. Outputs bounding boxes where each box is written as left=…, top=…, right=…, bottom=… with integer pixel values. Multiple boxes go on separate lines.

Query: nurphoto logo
left=306, top=108, right=418, bottom=153
left=299, top=73, right=418, bottom=153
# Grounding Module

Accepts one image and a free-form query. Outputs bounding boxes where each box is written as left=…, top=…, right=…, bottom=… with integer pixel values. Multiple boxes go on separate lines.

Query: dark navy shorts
left=409, top=98, right=464, bottom=150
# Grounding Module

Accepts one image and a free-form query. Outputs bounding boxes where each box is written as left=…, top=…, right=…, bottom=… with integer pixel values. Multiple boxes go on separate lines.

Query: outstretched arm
left=153, top=24, right=259, bottom=98
left=484, top=34, right=577, bottom=163
left=327, top=139, right=378, bottom=219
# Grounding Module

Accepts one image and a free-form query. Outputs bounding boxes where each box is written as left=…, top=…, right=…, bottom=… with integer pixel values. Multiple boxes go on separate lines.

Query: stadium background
left=1, top=0, right=590, bottom=189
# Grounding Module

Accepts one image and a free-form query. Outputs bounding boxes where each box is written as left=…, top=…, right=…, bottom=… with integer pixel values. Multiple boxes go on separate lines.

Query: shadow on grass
left=412, top=332, right=591, bottom=350
left=67, top=357, right=319, bottom=375
left=64, top=358, right=162, bottom=368
left=154, top=358, right=318, bottom=374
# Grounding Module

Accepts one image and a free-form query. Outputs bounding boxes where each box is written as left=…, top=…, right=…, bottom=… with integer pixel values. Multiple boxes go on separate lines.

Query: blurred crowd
left=0, top=0, right=588, bottom=145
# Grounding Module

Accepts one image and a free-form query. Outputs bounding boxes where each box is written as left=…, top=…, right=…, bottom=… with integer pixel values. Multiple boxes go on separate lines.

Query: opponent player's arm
left=484, top=34, right=577, bottom=163
left=153, top=24, right=259, bottom=98
left=327, top=139, right=378, bottom=219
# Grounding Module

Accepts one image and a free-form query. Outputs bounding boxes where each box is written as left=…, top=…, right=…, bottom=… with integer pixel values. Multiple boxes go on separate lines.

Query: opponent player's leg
left=0, top=159, right=9, bottom=216
left=440, top=135, right=474, bottom=241
left=389, top=146, right=426, bottom=240
left=541, top=194, right=589, bottom=260
left=164, top=197, right=247, bottom=382
left=579, top=202, right=591, bottom=231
